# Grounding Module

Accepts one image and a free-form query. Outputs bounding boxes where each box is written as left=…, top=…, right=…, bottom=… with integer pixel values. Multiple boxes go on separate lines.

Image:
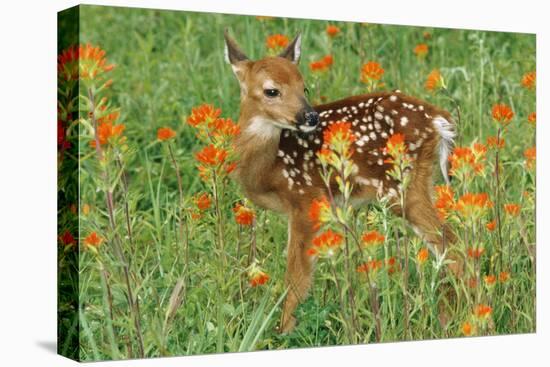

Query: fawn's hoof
left=277, top=316, right=296, bottom=334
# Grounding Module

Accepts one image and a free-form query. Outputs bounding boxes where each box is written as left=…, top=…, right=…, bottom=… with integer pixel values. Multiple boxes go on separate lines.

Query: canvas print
left=57, top=4, right=536, bottom=361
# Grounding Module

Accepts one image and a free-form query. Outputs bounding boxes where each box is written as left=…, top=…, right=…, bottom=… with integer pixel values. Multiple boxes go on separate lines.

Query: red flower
left=187, top=104, right=222, bottom=127
left=492, top=104, right=514, bottom=126
left=527, top=112, right=536, bottom=126
left=521, top=71, right=536, bottom=90
left=91, top=119, right=125, bottom=147
left=434, top=185, right=455, bottom=220
left=323, top=121, right=356, bottom=147
left=499, top=271, right=510, bottom=283
left=309, top=55, right=334, bottom=73
left=467, top=246, right=485, bottom=259
left=385, top=133, right=407, bottom=160
left=157, top=127, right=176, bottom=141
left=524, top=147, right=536, bottom=169
left=58, top=44, right=115, bottom=82
left=484, top=274, right=496, bottom=286
left=266, top=34, right=289, bottom=50
left=486, top=220, right=496, bottom=232
left=326, top=25, right=341, bottom=37
left=59, top=231, right=76, bottom=246
left=486, top=136, right=505, bottom=149
left=308, top=229, right=343, bottom=257
left=233, top=203, right=255, bottom=226
left=462, top=321, right=473, bottom=336
left=456, top=193, right=493, bottom=219
left=209, top=117, right=240, bottom=138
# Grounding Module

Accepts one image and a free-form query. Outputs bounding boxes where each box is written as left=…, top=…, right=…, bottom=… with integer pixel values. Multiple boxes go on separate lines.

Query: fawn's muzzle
left=297, top=110, right=319, bottom=133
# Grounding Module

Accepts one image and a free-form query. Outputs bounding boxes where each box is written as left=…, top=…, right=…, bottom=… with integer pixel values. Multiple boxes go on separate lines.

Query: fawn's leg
left=279, top=214, right=316, bottom=333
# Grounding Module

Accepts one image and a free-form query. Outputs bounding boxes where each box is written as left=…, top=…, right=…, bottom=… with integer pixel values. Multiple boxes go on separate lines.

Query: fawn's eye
left=264, top=88, right=281, bottom=98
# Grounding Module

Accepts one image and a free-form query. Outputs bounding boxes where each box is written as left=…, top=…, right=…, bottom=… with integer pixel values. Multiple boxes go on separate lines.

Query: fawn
left=224, top=31, right=461, bottom=333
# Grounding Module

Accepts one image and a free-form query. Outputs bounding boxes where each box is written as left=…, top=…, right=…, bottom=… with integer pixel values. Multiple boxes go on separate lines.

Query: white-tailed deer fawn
left=224, top=31, right=460, bottom=333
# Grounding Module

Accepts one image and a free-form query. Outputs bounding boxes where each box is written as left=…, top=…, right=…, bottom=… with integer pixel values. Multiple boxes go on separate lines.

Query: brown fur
left=225, top=33, right=461, bottom=333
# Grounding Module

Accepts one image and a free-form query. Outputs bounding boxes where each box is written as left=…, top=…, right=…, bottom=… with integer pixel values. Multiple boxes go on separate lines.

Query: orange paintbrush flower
left=157, top=127, right=176, bottom=141
left=361, top=230, right=385, bottom=247
left=308, top=229, right=343, bottom=257
left=84, top=232, right=103, bottom=247
left=417, top=248, right=429, bottom=265
left=448, top=145, right=485, bottom=178
left=425, top=69, right=444, bottom=92
left=527, top=112, right=536, bottom=126
left=521, top=71, right=536, bottom=90
left=474, top=304, right=493, bottom=319
left=357, top=259, right=383, bottom=274
left=486, top=219, right=496, bottom=232
left=59, top=231, right=76, bottom=246
left=309, top=196, right=332, bottom=230
left=194, top=193, right=212, bottom=211
left=492, top=104, right=514, bottom=126
left=91, top=119, right=126, bottom=147
left=384, top=133, right=408, bottom=165
left=187, top=104, right=222, bottom=127
left=486, top=136, right=505, bottom=149
left=361, top=61, right=385, bottom=82
left=208, top=117, right=240, bottom=138
left=524, top=147, right=536, bottom=169
left=233, top=203, right=255, bottom=226
left=266, top=34, right=289, bottom=50
left=195, top=144, right=228, bottom=166
left=323, top=121, right=356, bottom=154
left=310, top=55, right=334, bottom=73
left=435, top=185, right=455, bottom=220
left=499, top=271, right=510, bottom=283
left=249, top=269, right=270, bottom=287
left=58, top=44, right=115, bottom=82
left=504, top=203, right=520, bottom=217
left=467, top=246, right=485, bottom=259
left=462, top=321, right=473, bottom=336
left=484, top=274, right=497, bottom=286
left=326, top=25, right=341, bottom=37
left=413, top=43, right=429, bottom=59
left=456, top=193, right=493, bottom=219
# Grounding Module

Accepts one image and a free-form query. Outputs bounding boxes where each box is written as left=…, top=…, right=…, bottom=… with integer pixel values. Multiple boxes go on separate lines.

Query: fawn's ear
left=278, top=33, right=301, bottom=64
left=224, top=30, right=249, bottom=73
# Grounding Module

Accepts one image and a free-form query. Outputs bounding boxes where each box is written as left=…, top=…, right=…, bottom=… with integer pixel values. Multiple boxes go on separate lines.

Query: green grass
left=57, top=4, right=535, bottom=361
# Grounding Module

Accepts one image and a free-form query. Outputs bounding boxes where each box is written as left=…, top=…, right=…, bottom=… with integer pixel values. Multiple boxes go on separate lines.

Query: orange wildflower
left=521, top=71, right=536, bottom=90
left=266, top=34, right=289, bottom=50
left=195, top=144, right=228, bottom=166
left=208, top=117, right=240, bottom=138
left=425, top=69, right=444, bottom=91
left=524, top=147, right=536, bottom=169
left=194, top=193, right=211, bottom=211
left=91, top=119, right=126, bottom=147
left=157, top=127, right=176, bottom=141
left=467, top=246, right=485, bottom=259
left=233, top=203, right=255, bottom=226
left=486, top=136, right=505, bottom=149
left=413, top=43, right=429, bottom=58
left=527, top=112, right=536, bottom=126
left=448, top=145, right=485, bottom=178
left=308, top=229, right=343, bottom=257
left=323, top=121, right=356, bottom=155
left=492, top=104, right=514, bottom=126
left=316, top=148, right=336, bottom=165
left=484, top=274, right=497, bottom=286
left=486, top=220, right=496, bottom=232
left=59, top=231, right=76, bottom=246
left=386, top=256, right=398, bottom=274
left=361, top=230, right=385, bottom=247
left=384, top=133, right=408, bottom=163
left=357, top=259, right=383, bottom=274
left=499, top=271, right=510, bottom=283
left=462, top=321, right=473, bottom=336
left=187, top=104, right=222, bottom=127
left=310, top=55, right=334, bottom=73
left=84, top=232, right=103, bottom=247
left=309, top=196, right=332, bottom=230
left=58, top=44, right=115, bottom=82
left=504, top=203, right=520, bottom=217
left=361, top=61, right=385, bottom=83
left=474, top=304, right=493, bottom=319
left=456, top=193, right=493, bottom=219
left=434, top=185, right=455, bottom=220
left=417, top=248, right=429, bottom=265
left=326, top=25, right=341, bottom=37
left=249, top=270, right=270, bottom=287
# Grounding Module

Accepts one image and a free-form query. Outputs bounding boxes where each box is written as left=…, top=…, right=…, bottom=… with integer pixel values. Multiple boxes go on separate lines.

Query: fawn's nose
left=304, top=111, right=320, bottom=127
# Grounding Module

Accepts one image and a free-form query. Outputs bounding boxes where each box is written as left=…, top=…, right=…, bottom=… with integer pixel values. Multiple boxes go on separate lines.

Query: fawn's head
left=224, top=31, right=319, bottom=137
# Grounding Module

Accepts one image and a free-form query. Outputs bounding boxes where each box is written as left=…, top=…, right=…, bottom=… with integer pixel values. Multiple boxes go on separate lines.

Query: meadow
left=57, top=5, right=536, bottom=361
